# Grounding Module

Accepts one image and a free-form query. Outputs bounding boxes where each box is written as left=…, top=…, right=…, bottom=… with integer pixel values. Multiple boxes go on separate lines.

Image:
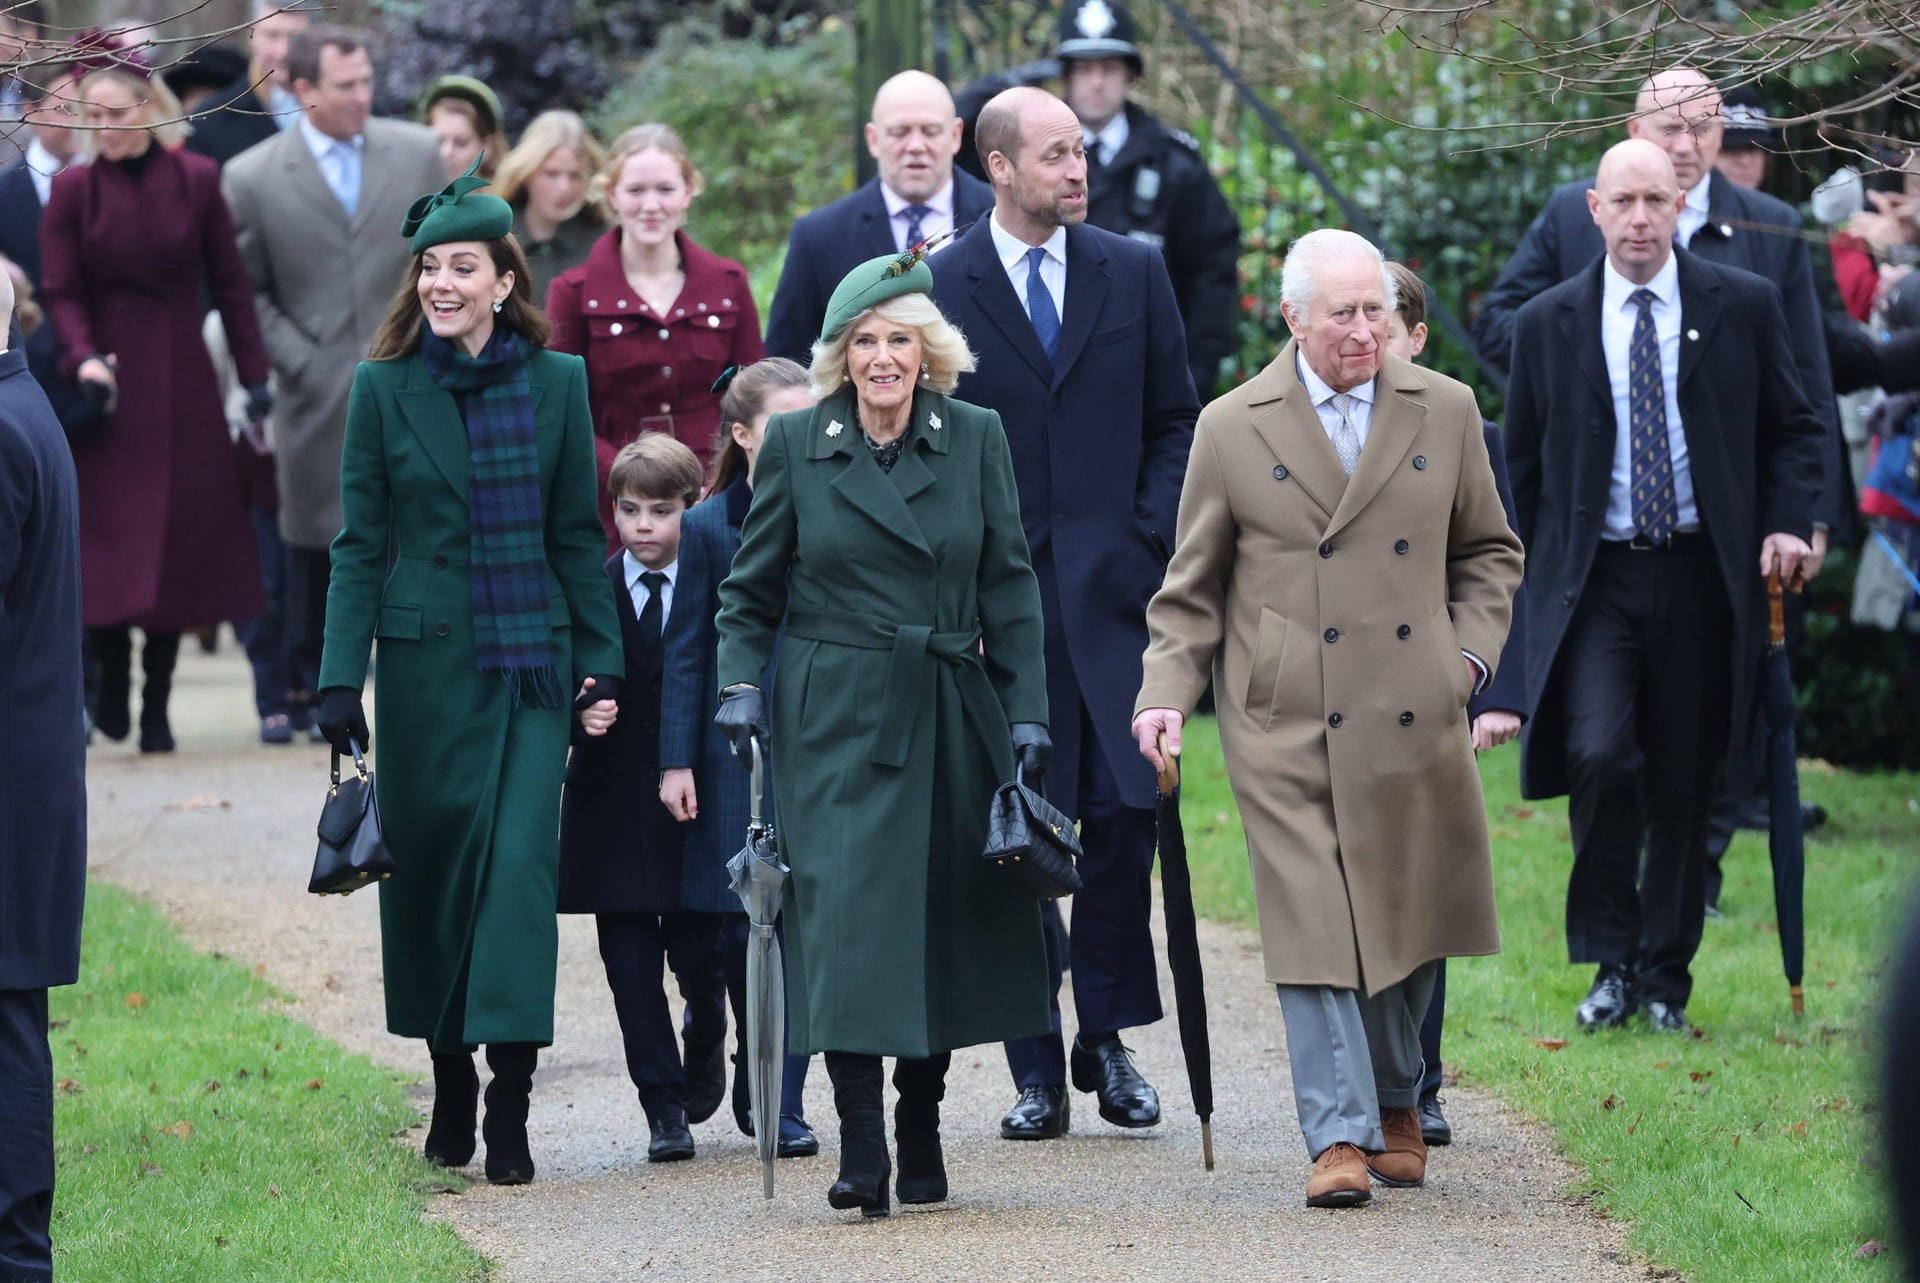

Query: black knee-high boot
left=90, top=626, right=133, bottom=742
left=138, top=630, right=181, bottom=753
left=423, top=1048, right=479, bottom=1167
left=482, top=1042, right=539, bottom=1185
left=824, top=1051, right=889, bottom=1217
left=892, top=1052, right=950, bottom=1204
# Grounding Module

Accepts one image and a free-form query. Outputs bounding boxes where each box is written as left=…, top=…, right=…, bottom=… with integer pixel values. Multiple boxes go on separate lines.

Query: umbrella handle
left=748, top=734, right=765, bottom=827
left=1766, top=566, right=1805, bottom=649
left=1156, top=731, right=1180, bottom=796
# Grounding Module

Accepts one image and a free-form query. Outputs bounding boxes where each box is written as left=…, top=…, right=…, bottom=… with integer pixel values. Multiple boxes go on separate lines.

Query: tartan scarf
left=420, top=328, right=564, bottom=709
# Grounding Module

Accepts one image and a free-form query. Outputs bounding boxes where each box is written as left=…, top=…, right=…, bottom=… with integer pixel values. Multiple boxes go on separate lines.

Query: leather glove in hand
left=1010, top=722, right=1051, bottom=782
left=315, top=686, right=371, bottom=756
left=713, top=685, right=767, bottom=769
left=574, top=673, right=624, bottom=711
left=244, top=382, right=274, bottom=423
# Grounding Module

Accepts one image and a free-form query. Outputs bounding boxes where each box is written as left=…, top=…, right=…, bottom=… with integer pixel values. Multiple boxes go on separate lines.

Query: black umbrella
left=1156, top=733, right=1215, bottom=1170
left=1763, top=571, right=1807, bottom=1018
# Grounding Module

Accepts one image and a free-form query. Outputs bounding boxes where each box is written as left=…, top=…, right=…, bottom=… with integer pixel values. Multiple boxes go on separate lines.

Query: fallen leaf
left=236, top=1068, right=250, bottom=1079
left=1628, top=1113, right=1643, bottom=1135
left=157, top=1121, right=194, bottom=1140
left=124, top=993, right=147, bottom=1009
left=49, top=1019, right=70, bottom=1030
left=164, top=795, right=232, bottom=811
left=81, top=1144, right=97, bottom=1155
left=205, top=1080, right=221, bottom=1093
left=254, top=965, right=267, bottom=979
left=216, top=1237, right=229, bottom=1249
left=304, top=1078, right=324, bottom=1091
left=268, top=1183, right=282, bottom=1198
left=1789, top=1120, right=1808, bottom=1136
left=1856, top=1241, right=1887, bottom=1259
left=1689, top=1070, right=1714, bottom=1082
left=1601, top=1094, right=1619, bottom=1110
left=56, top=1078, right=81, bottom=1095
left=138, top=1161, right=162, bottom=1177
left=1532, top=1038, right=1569, bottom=1051
left=1653, top=1061, right=1671, bottom=1070
left=323, top=975, right=341, bottom=992
left=1732, top=1134, right=1741, bottom=1147
left=1513, top=806, right=1535, bottom=819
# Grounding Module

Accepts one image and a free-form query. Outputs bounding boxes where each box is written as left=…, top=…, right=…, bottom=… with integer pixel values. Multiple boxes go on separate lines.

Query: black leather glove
left=573, top=673, right=623, bottom=712
left=1010, top=721, right=1051, bottom=782
left=714, top=685, right=767, bottom=769
left=244, top=381, right=273, bottom=423
left=315, top=686, right=371, bottom=756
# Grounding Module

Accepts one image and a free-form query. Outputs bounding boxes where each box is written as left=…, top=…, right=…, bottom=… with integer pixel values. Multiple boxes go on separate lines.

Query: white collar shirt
left=881, top=177, right=955, bottom=255
left=622, top=551, right=677, bottom=629
left=1599, top=253, right=1697, bottom=540
left=1086, top=113, right=1130, bottom=167
left=1675, top=173, right=1712, bottom=249
left=25, top=137, right=62, bottom=207
left=1294, top=351, right=1376, bottom=454
left=989, top=211, right=1067, bottom=323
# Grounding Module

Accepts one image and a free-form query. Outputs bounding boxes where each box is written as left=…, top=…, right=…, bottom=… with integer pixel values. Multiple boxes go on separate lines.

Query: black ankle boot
left=91, top=627, right=133, bottom=742
left=824, top=1051, right=889, bottom=1218
left=482, top=1042, right=539, bottom=1185
left=423, top=1050, right=478, bottom=1167
left=892, top=1052, right=950, bottom=1204
left=138, top=631, right=180, bottom=753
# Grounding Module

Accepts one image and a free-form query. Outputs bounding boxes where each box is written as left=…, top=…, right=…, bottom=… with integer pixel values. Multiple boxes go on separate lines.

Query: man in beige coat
left=222, top=25, right=442, bottom=727
left=1133, top=229, right=1522, bottom=1209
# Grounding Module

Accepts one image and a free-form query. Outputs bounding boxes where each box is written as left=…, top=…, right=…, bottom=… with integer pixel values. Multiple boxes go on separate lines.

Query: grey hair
left=1279, top=229, right=1396, bottom=314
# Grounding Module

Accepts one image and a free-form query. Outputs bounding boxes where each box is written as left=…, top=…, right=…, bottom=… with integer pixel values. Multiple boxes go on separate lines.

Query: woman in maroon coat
left=41, top=60, right=270, bottom=752
left=546, top=124, right=763, bottom=543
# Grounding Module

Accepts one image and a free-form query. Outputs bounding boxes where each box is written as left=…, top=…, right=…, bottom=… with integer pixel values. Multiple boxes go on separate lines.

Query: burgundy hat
left=63, top=28, right=152, bottom=81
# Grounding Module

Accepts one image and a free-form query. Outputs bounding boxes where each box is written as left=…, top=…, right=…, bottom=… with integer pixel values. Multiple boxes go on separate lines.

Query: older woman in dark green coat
left=315, top=165, right=622, bottom=1187
left=713, top=251, right=1052, bottom=1219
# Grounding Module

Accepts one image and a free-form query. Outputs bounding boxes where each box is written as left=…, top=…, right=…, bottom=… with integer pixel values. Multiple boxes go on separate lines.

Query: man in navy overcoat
left=931, top=86, right=1197, bottom=1140
left=763, top=70, right=995, bottom=363
left=0, top=274, right=87, bottom=1283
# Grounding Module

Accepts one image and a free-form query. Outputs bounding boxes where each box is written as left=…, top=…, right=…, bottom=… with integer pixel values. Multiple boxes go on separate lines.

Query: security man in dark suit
left=763, top=70, right=995, bottom=363
left=0, top=269, right=87, bottom=1283
left=1055, top=0, right=1240, bottom=400
left=1504, top=140, right=1824, bottom=1036
left=931, top=86, right=1196, bottom=1141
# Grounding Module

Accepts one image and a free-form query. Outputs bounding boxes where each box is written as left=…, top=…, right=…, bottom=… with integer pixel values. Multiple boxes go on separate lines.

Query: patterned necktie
left=1026, top=246, right=1061, bottom=361
left=1330, top=393, right=1361, bottom=475
left=327, top=140, right=360, bottom=217
left=1627, top=288, right=1678, bottom=543
left=902, top=203, right=928, bottom=252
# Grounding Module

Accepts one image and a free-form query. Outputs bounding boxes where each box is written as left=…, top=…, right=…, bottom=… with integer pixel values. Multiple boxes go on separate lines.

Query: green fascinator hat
left=819, top=246, right=936, bottom=346
left=402, top=156, right=513, bottom=255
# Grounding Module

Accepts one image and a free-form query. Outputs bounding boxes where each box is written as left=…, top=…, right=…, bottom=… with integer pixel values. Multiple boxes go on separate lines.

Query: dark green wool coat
left=715, top=387, right=1051, bottom=1058
left=319, top=348, right=622, bottom=1049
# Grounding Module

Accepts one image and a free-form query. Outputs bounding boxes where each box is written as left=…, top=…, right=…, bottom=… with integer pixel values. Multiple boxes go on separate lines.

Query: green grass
left=49, top=883, right=488, bottom=1283
left=1177, top=717, right=1916, bottom=1283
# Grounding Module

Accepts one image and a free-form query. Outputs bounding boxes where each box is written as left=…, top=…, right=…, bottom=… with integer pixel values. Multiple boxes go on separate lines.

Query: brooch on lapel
left=928, top=411, right=942, bottom=432
left=825, top=420, right=845, bottom=438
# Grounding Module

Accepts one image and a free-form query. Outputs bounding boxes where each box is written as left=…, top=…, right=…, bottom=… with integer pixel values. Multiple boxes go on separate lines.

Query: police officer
left=1055, top=0, right=1240, bottom=400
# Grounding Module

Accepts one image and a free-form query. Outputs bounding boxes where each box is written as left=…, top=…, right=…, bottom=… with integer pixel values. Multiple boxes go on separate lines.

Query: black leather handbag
left=309, top=744, right=396, bottom=896
left=983, top=770, right=1084, bottom=900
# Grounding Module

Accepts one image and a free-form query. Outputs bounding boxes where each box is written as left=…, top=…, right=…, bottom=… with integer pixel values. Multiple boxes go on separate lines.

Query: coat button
left=587, top=299, right=599, bottom=308
left=1319, top=542, right=1333, bottom=558
left=431, top=555, right=448, bottom=569
left=658, top=328, right=670, bottom=340
left=1273, top=464, right=1289, bottom=480
left=1400, top=711, right=1415, bottom=726
left=659, top=403, right=672, bottom=414
left=1412, top=455, right=1427, bottom=470
left=609, top=321, right=623, bottom=336
left=617, top=299, right=627, bottom=309
left=1328, top=713, right=1343, bottom=728
left=1397, top=624, right=1411, bottom=639
left=1324, top=627, right=1339, bottom=643
left=1394, top=538, right=1409, bottom=554
left=661, top=366, right=672, bottom=377
left=434, top=623, right=451, bottom=638
left=1562, top=590, right=1575, bottom=606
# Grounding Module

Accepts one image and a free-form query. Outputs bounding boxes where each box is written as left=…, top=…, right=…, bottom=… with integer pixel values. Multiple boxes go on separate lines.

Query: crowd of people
left=5, top=0, right=1920, bottom=1275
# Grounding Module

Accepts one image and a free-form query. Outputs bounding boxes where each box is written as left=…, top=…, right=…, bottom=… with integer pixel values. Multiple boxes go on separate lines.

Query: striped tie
left=1627, top=288, right=1678, bottom=543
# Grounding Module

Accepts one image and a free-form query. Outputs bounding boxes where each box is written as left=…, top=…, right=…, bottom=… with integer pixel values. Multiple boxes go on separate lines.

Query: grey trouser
left=1276, top=961, right=1440, bottom=1159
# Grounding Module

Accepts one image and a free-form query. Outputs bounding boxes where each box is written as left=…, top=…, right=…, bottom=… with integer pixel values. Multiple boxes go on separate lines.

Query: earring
left=492, top=300, right=504, bottom=314
left=920, top=361, right=930, bottom=380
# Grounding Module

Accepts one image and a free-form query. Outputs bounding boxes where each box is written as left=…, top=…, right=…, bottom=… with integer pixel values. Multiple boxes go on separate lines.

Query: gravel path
left=85, top=646, right=1659, bottom=1282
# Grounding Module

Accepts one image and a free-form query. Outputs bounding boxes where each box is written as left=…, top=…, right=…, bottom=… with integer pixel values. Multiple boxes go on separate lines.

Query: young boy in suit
left=558, top=433, right=724, bottom=1162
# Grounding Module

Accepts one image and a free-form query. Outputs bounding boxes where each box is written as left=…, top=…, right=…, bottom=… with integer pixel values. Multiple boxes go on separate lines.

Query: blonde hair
left=594, top=122, right=705, bottom=207
left=807, top=294, right=976, bottom=400
left=77, top=67, right=188, bottom=153
left=494, top=111, right=609, bottom=222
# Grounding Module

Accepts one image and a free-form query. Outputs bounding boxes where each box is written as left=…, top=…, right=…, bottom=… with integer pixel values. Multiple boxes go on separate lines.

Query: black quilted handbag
left=308, top=744, right=396, bottom=896
left=983, top=770, right=1084, bottom=900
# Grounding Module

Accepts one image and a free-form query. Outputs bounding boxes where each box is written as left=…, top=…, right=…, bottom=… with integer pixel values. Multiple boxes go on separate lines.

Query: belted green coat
left=319, top=347, right=621, bottom=1048
left=715, top=387, right=1051, bottom=1058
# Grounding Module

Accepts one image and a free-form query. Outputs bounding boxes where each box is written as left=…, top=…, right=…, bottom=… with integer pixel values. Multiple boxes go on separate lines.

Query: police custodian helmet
left=1055, top=0, right=1144, bottom=76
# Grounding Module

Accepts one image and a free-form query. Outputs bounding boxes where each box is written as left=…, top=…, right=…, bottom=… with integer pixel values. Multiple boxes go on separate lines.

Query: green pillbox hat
left=819, top=249, right=936, bottom=346
left=402, top=156, right=513, bottom=254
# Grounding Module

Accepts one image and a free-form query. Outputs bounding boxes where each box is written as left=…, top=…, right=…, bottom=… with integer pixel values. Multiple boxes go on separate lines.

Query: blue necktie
left=1026, top=246, right=1060, bottom=361
left=328, top=140, right=361, bottom=217
left=902, top=203, right=928, bottom=252
left=1627, top=288, right=1678, bottom=543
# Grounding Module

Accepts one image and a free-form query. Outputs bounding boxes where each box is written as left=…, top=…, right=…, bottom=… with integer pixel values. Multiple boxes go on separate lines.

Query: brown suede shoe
left=1305, top=1142, right=1373, bottom=1208
left=1367, top=1107, right=1429, bottom=1187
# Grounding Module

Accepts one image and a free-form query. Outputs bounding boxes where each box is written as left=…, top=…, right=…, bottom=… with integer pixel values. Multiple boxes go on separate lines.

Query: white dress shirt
left=1294, top=352, right=1376, bottom=454
left=881, top=178, right=955, bottom=255
left=1675, top=174, right=1712, bottom=249
left=1085, top=113, right=1130, bottom=167
left=622, top=552, right=677, bottom=629
left=989, top=211, right=1067, bottom=322
left=1599, top=253, right=1698, bottom=541
left=25, top=137, right=62, bottom=207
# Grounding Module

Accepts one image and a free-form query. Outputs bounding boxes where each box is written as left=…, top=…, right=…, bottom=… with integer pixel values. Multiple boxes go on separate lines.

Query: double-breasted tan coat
left=1136, top=344, right=1524, bottom=994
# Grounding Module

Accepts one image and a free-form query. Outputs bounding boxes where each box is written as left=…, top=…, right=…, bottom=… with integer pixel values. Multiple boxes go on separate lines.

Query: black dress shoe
left=1575, top=964, right=1637, bottom=1030
left=646, top=1111, right=695, bottom=1162
left=1645, top=1000, right=1690, bottom=1033
left=683, top=1036, right=725, bottom=1126
left=775, top=1116, right=819, bottom=1158
left=1069, top=1035, right=1161, bottom=1128
left=999, top=1084, right=1070, bottom=1140
left=1417, top=1092, right=1452, bottom=1146
left=1802, top=802, right=1828, bottom=832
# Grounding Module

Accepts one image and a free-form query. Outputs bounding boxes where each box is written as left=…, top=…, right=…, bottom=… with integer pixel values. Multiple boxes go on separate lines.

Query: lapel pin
left=928, top=411, right=942, bottom=431
left=1686, top=329, right=1699, bottom=341
left=825, top=420, right=844, bottom=438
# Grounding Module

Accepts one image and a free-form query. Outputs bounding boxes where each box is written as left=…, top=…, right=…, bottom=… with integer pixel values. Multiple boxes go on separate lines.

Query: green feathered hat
left=401, top=155, right=513, bottom=254
left=819, top=245, right=937, bottom=346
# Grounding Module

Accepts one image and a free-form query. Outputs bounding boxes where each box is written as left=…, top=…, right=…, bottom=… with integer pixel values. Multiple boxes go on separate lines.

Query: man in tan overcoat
left=1133, top=229, right=1522, bottom=1209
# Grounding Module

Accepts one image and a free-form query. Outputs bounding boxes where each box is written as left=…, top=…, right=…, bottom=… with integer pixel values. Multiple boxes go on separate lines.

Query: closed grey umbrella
left=726, top=735, right=787, bottom=1199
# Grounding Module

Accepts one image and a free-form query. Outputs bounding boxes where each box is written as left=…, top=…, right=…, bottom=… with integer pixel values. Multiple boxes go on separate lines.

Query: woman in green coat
left=315, top=166, right=623, bottom=1186
left=713, top=251, right=1052, bottom=1218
